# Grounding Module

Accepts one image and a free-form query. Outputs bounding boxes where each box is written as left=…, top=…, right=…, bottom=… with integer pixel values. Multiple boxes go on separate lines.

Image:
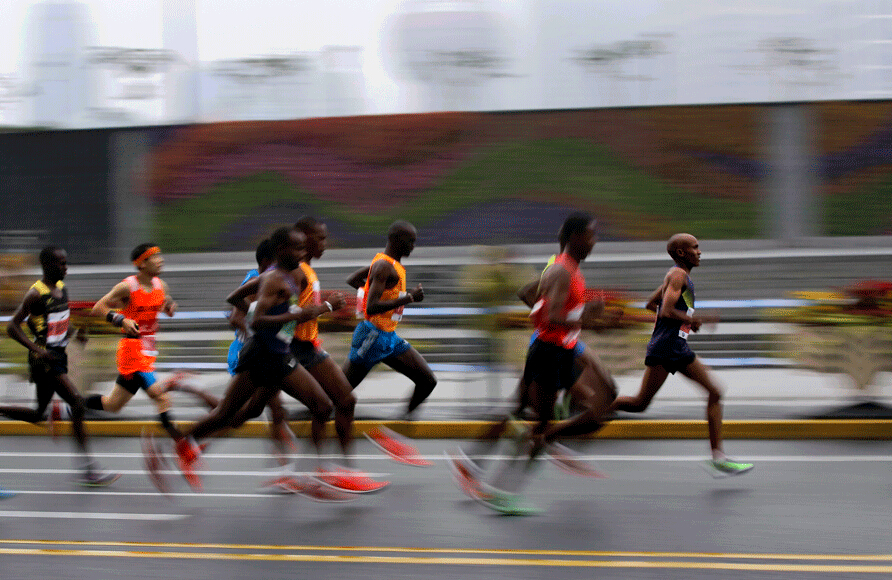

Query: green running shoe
left=703, top=458, right=754, bottom=479
left=475, top=484, right=540, bottom=516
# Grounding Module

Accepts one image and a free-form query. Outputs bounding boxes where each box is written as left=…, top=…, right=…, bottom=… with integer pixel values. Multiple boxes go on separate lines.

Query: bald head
left=667, top=233, right=700, bottom=267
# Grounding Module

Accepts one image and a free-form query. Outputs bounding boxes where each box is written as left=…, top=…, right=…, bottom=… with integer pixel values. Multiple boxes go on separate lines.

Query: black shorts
left=290, top=340, right=330, bottom=369
left=522, top=338, right=577, bottom=394
left=234, top=338, right=298, bottom=386
left=117, top=371, right=156, bottom=395
left=645, top=353, right=697, bottom=374
left=28, top=347, right=68, bottom=383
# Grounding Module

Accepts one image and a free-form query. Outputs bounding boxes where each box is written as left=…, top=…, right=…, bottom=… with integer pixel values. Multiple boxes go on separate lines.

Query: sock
left=712, top=449, right=726, bottom=462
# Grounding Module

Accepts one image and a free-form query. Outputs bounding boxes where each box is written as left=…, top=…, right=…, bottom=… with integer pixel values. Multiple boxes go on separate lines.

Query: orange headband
left=133, top=246, right=160, bottom=266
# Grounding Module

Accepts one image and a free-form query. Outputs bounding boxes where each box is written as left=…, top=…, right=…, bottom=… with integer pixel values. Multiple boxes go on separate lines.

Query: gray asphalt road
left=1, top=437, right=891, bottom=580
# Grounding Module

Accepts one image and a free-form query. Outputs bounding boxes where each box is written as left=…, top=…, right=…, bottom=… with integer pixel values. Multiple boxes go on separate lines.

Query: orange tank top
left=116, top=275, right=165, bottom=375
left=358, top=253, right=406, bottom=333
left=530, top=254, right=585, bottom=349
left=293, top=262, right=322, bottom=347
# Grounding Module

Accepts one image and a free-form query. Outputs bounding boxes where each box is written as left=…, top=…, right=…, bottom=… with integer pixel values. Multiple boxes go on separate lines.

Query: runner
left=87, top=244, right=195, bottom=484
left=173, top=227, right=353, bottom=501
left=472, top=212, right=610, bottom=514
left=343, top=221, right=436, bottom=467
left=2, top=246, right=119, bottom=486
left=609, top=233, right=754, bottom=478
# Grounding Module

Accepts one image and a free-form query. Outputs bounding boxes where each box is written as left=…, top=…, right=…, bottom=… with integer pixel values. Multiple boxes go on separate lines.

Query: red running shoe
left=292, top=477, right=356, bottom=503
left=141, top=429, right=170, bottom=494
left=261, top=475, right=302, bottom=495
left=546, top=443, right=606, bottom=478
left=47, top=399, right=62, bottom=440
left=445, top=448, right=485, bottom=499
left=175, top=437, right=203, bottom=492
left=364, top=426, right=431, bottom=467
left=315, top=467, right=390, bottom=494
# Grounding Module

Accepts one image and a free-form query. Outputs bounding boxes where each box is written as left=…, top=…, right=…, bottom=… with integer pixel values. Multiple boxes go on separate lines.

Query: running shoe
left=0, top=488, right=16, bottom=500
left=474, top=483, right=540, bottom=516
left=445, top=448, right=484, bottom=499
left=175, top=436, right=203, bottom=491
left=290, top=476, right=357, bottom=503
left=77, top=470, right=122, bottom=487
left=315, top=467, right=390, bottom=494
left=261, top=475, right=302, bottom=494
left=47, top=399, right=62, bottom=440
left=364, top=426, right=431, bottom=467
left=141, top=428, right=170, bottom=494
left=546, top=443, right=607, bottom=478
left=702, top=458, right=755, bottom=479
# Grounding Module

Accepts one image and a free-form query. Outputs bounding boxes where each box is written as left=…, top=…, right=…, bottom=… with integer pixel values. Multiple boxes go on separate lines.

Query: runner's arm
left=91, top=281, right=139, bottom=337
left=365, top=261, right=415, bottom=315
left=345, top=266, right=370, bottom=289
left=6, top=288, right=47, bottom=357
left=160, top=280, right=177, bottom=317
left=517, top=278, right=539, bottom=308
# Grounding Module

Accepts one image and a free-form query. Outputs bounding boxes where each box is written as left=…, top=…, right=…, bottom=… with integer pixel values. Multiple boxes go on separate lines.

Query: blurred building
left=163, top=0, right=201, bottom=122
left=24, top=1, right=93, bottom=127
left=321, top=46, right=366, bottom=117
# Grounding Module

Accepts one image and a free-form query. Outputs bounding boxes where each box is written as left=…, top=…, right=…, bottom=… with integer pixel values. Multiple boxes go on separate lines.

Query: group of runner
left=0, top=212, right=753, bottom=510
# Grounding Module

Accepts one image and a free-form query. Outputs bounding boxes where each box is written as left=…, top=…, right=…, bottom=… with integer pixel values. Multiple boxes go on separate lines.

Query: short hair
left=39, top=245, right=62, bottom=270
left=294, top=215, right=322, bottom=237
left=270, top=227, right=296, bottom=251
left=130, top=242, right=158, bottom=263
left=558, top=212, right=594, bottom=247
left=254, top=238, right=274, bottom=266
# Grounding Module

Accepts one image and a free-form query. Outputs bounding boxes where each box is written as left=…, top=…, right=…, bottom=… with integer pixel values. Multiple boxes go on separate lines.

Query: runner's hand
left=123, top=319, right=140, bottom=338
left=409, top=284, right=424, bottom=303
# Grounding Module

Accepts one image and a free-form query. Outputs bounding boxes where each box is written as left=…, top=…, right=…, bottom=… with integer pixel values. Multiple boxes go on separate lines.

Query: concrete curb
left=2, top=419, right=891, bottom=439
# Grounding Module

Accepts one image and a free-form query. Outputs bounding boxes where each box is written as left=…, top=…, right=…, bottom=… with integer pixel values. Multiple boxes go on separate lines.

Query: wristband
left=324, top=301, right=333, bottom=312
left=106, top=312, right=125, bottom=327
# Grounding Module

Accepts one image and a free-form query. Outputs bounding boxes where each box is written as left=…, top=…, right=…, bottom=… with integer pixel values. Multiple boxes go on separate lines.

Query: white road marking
left=0, top=510, right=188, bottom=521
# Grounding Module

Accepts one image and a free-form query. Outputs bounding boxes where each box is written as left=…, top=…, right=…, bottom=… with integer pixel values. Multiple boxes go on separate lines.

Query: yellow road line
left=0, top=539, right=890, bottom=562
left=0, top=547, right=891, bottom=573
left=2, top=419, right=891, bottom=439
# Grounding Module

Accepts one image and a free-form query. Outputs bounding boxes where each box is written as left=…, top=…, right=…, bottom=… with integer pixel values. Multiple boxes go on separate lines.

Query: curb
left=2, top=419, right=891, bottom=439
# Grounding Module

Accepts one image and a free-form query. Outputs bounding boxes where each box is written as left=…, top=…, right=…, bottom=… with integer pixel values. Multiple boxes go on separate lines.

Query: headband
left=133, top=246, right=160, bottom=266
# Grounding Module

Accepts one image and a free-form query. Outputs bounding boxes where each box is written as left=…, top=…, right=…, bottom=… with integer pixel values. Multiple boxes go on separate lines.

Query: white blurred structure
left=3, top=0, right=891, bottom=128
left=23, top=1, right=93, bottom=127
left=382, top=0, right=510, bottom=111
left=163, top=0, right=200, bottom=121
left=321, top=46, right=367, bottom=117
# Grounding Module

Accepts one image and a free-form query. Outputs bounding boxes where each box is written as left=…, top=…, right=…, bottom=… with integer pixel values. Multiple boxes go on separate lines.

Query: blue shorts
left=227, top=339, right=244, bottom=376
left=349, top=320, right=411, bottom=369
left=117, top=371, right=157, bottom=395
left=529, top=331, right=586, bottom=358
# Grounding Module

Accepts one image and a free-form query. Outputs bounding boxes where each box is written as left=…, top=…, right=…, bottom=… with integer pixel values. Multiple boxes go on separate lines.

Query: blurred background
left=0, top=0, right=889, bottom=414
